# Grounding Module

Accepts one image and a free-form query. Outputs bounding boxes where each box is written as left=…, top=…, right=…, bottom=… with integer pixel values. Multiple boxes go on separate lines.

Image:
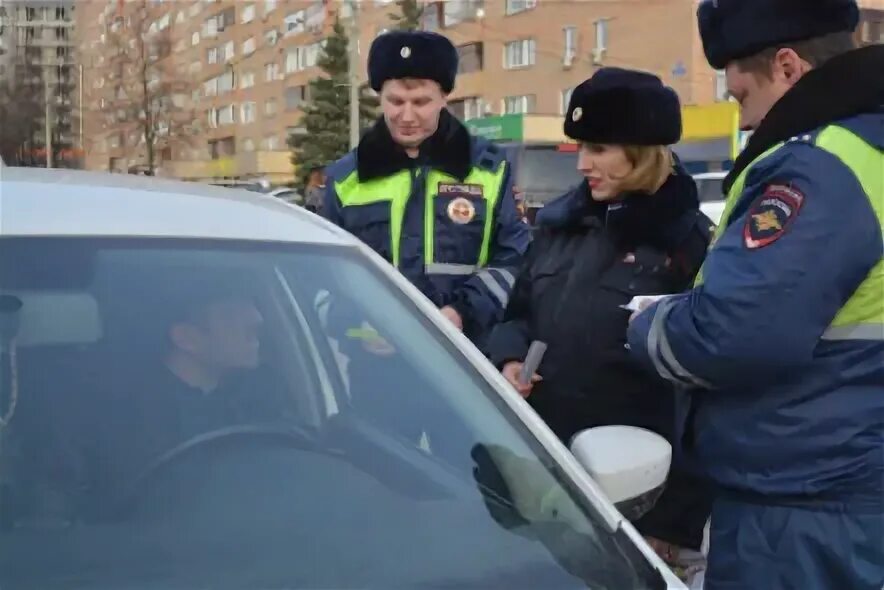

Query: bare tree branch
left=105, top=0, right=197, bottom=175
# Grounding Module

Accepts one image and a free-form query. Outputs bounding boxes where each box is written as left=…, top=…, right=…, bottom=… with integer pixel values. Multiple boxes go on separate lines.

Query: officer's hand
left=439, top=306, right=464, bottom=331
left=628, top=298, right=655, bottom=324
left=502, top=361, right=541, bottom=398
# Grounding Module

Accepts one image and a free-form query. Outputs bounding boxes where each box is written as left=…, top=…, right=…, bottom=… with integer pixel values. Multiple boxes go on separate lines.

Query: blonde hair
left=614, top=145, right=673, bottom=194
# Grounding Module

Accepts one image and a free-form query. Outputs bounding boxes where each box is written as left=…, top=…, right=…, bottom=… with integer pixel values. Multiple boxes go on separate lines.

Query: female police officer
left=486, top=67, right=713, bottom=570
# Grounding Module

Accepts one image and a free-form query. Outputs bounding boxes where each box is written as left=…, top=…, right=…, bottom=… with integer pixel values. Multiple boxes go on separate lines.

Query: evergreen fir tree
left=389, top=0, right=423, bottom=31
left=289, top=19, right=378, bottom=189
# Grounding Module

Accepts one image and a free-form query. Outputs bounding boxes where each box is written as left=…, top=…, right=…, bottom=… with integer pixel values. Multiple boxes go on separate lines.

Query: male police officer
left=627, top=1, right=883, bottom=589
left=323, top=31, right=529, bottom=344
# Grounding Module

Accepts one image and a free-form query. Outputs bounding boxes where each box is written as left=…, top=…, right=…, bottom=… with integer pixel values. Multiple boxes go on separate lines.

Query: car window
left=695, top=176, right=725, bottom=203
left=514, top=147, right=582, bottom=204
left=0, top=237, right=662, bottom=590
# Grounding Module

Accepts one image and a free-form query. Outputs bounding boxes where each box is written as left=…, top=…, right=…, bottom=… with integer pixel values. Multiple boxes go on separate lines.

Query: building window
left=209, top=136, right=236, bottom=159
left=285, top=85, right=309, bottom=110
left=265, top=0, right=277, bottom=15
left=443, top=0, right=483, bottom=27
left=218, top=104, right=236, bottom=125
left=243, top=37, right=256, bottom=56
left=216, top=7, right=235, bottom=31
left=243, top=138, right=256, bottom=152
left=192, top=32, right=200, bottom=46
left=241, top=101, right=257, bottom=123
left=503, top=94, right=535, bottom=114
left=285, top=42, right=321, bottom=73
left=222, top=40, right=235, bottom=62
left=203, top=16, right=218, bottom=38
left=264, top=98, right=278, bottom=117
left=242, top=4, right=255, bottom=23
left=505, top=0, right=536, bottom=16
left=448, top=96, right=484, bottom=120
left=563, top=26, right=577, bottom=66
left=265, top=62, right=279, bottom=81
left=262, top=135, right=280, bottom=151
left=560, top=87, right=575, bottom=115
left=504, top=39, right=536, bottom=69
left=422, top=2, right=441, bottom=30
left=457, top=42, right=483, bottom=74
left=207, top=47, right=218, bottom=64
left=204, top=77, right=218, bottom=97
left=305, top=1, right=326, bottom=29
left=241, top=71, right=255, bottom=88
left=265, top=29, right=280, bottom=46
left=593, top=18, right=608, bottom=64
left=285, top=10, right=305, bottom=35
left=218, top=70, right=235, bottom=93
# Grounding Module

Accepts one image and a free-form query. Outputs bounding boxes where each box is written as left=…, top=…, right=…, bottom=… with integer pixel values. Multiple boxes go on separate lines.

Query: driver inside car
left=60, top=281, right=296, bottom=522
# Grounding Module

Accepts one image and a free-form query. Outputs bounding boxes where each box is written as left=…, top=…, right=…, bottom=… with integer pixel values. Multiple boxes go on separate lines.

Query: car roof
left=0, top=168, right=351, bottom=244
left=692, top=171, right=728, bottom=180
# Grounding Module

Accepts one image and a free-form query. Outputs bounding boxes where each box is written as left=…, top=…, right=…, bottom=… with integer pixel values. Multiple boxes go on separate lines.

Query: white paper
left=620, top=294, right=671, bottom=312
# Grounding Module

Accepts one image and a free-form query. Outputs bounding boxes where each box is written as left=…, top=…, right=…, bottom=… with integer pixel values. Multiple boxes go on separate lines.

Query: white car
left=0, top=168, right=685, bottom=589
left=267, top=186, right=304, bottom=205
left=694, top=171, right=728, bottom=225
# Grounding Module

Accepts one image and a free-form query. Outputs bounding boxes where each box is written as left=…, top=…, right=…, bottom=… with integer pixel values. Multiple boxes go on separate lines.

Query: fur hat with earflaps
left=564, top=67, right=682, bottom=146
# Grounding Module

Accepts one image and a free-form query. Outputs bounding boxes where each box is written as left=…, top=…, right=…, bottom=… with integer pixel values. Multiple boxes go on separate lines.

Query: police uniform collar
left=725, top=44, right=884, bottom=195
left=356, top=109, right=473, bottom=182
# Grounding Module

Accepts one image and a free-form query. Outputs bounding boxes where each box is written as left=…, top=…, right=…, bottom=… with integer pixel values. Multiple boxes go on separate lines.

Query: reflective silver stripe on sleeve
left=490, top=268, right=516, bottom=289
left=647, top=298, right=712, bottom=389
left=476, top=269, right=510, bottom=308
left=821, top=323, right=884, bottom=341
left=646, top=299, right=682, bottom=385
left=424, top=263, right=478, bottom=276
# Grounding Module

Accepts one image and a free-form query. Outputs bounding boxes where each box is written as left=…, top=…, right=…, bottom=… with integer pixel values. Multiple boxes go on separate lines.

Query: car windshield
left=0, top=237, right=662, bottom=590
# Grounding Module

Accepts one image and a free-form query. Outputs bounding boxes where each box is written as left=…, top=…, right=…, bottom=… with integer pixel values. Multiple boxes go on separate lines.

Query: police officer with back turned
left=628, top=1, right=884, bottom=588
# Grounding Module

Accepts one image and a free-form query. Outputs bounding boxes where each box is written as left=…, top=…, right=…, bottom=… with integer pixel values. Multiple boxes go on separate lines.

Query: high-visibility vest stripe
left=335, top=160, right=507, bottom=270
left=695, top=125, right=884, bottom=342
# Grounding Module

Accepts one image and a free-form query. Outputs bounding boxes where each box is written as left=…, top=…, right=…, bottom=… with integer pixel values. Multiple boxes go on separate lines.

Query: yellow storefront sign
left=505, top=102, right=740, bottom=155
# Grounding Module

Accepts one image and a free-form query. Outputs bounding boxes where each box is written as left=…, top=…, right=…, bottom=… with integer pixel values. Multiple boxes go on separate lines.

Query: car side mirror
left=569, top=425, right=671, bottom=521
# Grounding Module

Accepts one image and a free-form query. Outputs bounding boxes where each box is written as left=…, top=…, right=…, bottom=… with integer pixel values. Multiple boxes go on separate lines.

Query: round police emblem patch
left=571, top=107, right=583, bottom=122
left=400, top=46, right=412, bottom=59
left=447, top=197, right=476, bottom=225
left=744, top=184, right=805, bottom=249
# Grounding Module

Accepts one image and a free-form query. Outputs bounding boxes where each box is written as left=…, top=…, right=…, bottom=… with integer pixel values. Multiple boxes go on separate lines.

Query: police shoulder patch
left=743, top=184, right=805, bottom=249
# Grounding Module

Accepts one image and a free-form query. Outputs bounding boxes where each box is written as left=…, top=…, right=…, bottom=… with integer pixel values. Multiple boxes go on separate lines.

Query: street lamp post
left=44, top=66, right=53, bottom=168
left=345, top=0, right=360, bottom=150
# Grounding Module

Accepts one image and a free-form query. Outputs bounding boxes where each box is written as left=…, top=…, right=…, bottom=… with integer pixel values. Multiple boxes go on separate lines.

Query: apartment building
left=0, top=0, right=78, bottom=167
left=77, top=0, right=883, bottom=182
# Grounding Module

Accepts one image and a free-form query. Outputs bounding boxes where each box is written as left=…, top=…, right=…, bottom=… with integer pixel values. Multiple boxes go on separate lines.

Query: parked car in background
left=500, top=143, right=583, bottom=211
left=267, top=186, right=304, bottom=206
left=0, top=168, right=685, bottom=589
left=693, top=171, right=727, bottom=225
